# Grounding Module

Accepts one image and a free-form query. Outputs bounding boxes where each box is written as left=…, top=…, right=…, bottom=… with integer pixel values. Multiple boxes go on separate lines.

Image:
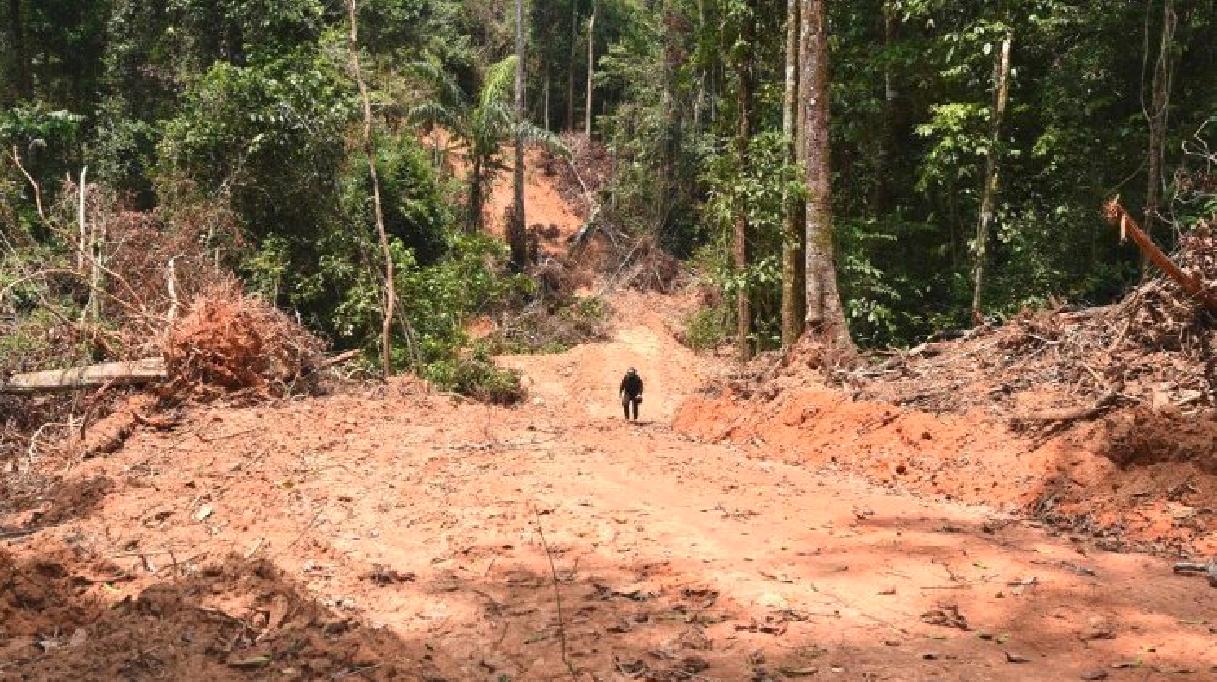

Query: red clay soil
left=3, top=294, right=1217, bottom=681
left=675, top=385, right=1217, bottom=557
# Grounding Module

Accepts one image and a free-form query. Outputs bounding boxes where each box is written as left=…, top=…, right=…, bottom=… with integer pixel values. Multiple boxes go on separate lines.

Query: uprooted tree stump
left=163, top=283, right=327, bottom=397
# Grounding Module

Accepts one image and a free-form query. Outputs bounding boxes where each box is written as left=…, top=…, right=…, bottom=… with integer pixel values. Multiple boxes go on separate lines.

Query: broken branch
left=1103, top=198, right=1217, bottom=313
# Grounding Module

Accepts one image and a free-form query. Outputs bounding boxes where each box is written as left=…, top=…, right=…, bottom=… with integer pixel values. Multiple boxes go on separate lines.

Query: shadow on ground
left=3, top=533, right=1212, bottom=681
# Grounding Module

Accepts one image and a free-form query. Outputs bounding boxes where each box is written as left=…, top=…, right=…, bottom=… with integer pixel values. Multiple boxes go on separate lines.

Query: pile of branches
left=163, top=281, right=326, bottom=399
left=1, top=182, right=240, bottom=461
left=1117, top=219, right=1217, bottom=355
left=606, top=234, right=682, bottom=294
left=831, top=208, right=1217, bottom=418
left=485, top=297, right=610, bottom=355
left=545, top=133, right=612, bottom=221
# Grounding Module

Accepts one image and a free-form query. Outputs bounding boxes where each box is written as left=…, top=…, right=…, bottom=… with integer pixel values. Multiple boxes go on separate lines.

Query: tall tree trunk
left=567, top=0, right=578, bottom=131
left=656, top=0, right=677, bottom=237
left=780, top=0, right=805, bottom=347
left=544, top=63, right=551, bottom=131
left=8, top=0, right=30, bottom=100
left=585, top=1, right=596, bottom=137
left=734, top=3, right=754, bottom=362
left=799, top=0, right=849, bottom=345
left=510, top=0, right=528, bottom=271
left=347, top=0, right=397, bottom=377
left=1143, top=0, right=1177, bottom=265
left=875, top=1, right=898, bottom=212
left=970, top=30, right=1013, bottom=324
left=467, top=155, right=482, bottom=233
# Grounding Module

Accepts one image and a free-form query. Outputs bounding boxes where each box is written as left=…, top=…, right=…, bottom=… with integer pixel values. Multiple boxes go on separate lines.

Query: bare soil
left=2, top=291, right=1215, bottom=681
left=3, top=152, right=1216, bottom=681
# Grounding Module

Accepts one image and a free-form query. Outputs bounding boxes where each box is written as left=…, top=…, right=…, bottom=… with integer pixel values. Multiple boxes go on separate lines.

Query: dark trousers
left=622, top=395, right=639, bottom=420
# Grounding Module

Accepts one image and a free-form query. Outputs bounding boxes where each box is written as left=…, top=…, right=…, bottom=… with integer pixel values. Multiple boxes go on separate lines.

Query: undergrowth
left=482, top=296, right=610, bottom=355
left=682, top=302, right=732, bottom=353
left=425, top=348, right=525, bottom=405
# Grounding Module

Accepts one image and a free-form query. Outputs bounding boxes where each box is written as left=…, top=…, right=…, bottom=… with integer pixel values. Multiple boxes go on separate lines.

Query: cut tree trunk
left=971, top=29, right=1013, bottom=324
left=799, top=0, right=850, bottom=346
left=1103, top=199, right=1217, bottom=313
left=0, top=358, right=167, bottom=395
left=780, top=0, right=804, bottom=348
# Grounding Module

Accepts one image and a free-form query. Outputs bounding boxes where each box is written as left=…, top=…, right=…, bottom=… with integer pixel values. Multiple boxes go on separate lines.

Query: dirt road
left=3, top=293, right=1215, bottom=681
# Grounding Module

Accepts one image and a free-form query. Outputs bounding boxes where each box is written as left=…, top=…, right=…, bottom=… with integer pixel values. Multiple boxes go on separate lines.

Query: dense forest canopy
left=2, top=0, right=1215, bottom=377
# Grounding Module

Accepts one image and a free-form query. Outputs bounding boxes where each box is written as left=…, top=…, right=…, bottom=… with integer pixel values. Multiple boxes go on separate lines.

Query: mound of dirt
left=677, top=220, right=1217, bottom=555
left=675, top=385, right=1217, bottom=556
left=163, top=282, right=326, bottom=398
left=1, top=546, right=417, bottom=680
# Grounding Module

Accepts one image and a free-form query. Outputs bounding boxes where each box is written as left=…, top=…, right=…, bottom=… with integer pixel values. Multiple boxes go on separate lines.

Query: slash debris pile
left=776, top=219, right=1217, bottom=421
left=163, top=281, right=327, bottom=399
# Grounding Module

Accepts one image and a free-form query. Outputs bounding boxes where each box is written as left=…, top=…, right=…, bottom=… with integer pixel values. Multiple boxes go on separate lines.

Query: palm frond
left=480, top=56, right=518, bottom=110
left=518, top=123, right=570, bottom=158
left=405, top=59, right=467, bottom=109
left=406, top=102, right=464, bottom=134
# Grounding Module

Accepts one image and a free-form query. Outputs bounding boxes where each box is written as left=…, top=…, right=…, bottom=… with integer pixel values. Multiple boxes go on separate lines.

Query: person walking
left=619, top=367, right=644, bottom=421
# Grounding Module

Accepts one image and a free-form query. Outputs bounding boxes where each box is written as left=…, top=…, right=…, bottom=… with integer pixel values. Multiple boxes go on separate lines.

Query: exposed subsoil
left=3, top=153, right=1216, bottom=681
left=2, top=292, right=1215, bottom=680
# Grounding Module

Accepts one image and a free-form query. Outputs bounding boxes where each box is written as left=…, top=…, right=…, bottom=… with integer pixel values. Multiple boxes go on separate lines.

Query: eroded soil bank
left=675, top=384, right=1217, bottom=557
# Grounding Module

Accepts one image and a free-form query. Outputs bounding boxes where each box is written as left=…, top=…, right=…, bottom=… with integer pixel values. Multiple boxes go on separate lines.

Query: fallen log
left=1, top=350, right=362, bottom=395
left=1172, top=559, right=1217, bottom=587
left=1103, top=199, right=1217, bottom=314
left=1010, top=387, right=1121, bottom=426
left=0, top=358, right=167, bottom=394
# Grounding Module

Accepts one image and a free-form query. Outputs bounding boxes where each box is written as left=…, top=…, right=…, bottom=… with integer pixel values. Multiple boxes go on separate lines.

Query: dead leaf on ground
left=735, top=616, right=788, bottom=635
left=364, top=564, right=416, bottom=585
left=921, top=605, right=969, bottom=630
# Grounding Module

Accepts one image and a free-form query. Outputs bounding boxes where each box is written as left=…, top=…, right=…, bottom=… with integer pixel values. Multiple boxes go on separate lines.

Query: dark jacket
left=619, top=372, right=644, bottom=398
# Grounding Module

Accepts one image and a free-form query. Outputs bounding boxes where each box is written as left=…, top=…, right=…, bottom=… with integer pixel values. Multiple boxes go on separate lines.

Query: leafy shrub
left=682, top=303, right=731, bottom=353
left=425, top=349, right=525, bottom=405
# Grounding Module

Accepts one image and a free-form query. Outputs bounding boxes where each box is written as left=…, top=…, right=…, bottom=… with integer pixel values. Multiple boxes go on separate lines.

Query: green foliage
left=424, top=348, right=525, bottom=405
left=409, top=55, right=567, bottom=230
left=682, top=302, right=732, bottom=353
left=6, top=0, right=1217, bottom=395
left=699, top=131, right=795, bottom=350
left=0, top=104, right=86, bottom=238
